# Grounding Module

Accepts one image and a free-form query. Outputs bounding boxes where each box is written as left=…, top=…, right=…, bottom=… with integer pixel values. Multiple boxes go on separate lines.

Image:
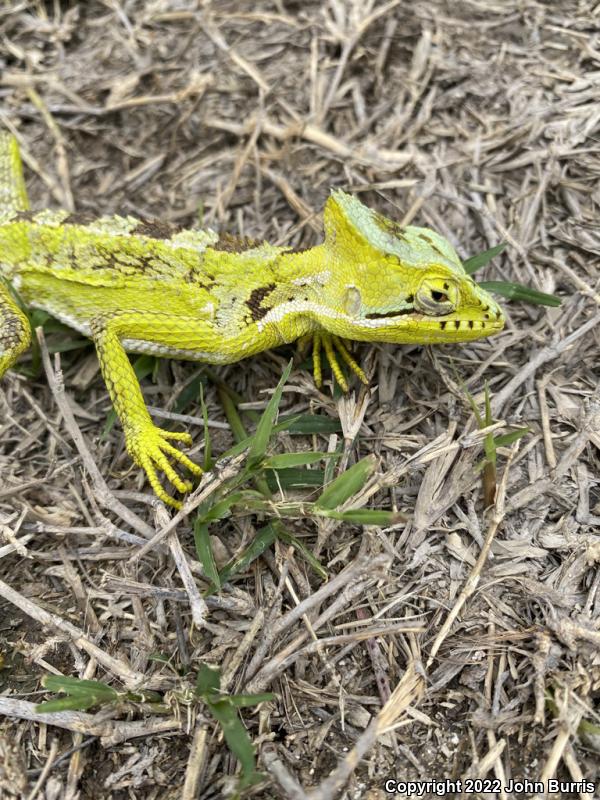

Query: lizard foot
left=125, top=425, right=203, bottom=509
left=311, top=332, right=368, bottom=392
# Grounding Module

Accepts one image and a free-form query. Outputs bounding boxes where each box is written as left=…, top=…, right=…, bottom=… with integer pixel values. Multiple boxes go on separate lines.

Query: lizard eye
left=415, top=279, right=457, bottom=316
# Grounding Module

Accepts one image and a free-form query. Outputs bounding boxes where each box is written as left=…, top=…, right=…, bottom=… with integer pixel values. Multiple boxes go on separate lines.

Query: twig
left=182, top=723, right=208, bottom=800
left=427, top=440, right=518, bottom=667
left=490, top=313, right=600, bottom=414
left=0, top=697, right=181, bottom=742
left=305, top=660, right=425, bottom=800
left=26, top=737, right=59, bottom=800
left=263, top=746, right=309, bottom=800
left=154, top=504, right=209, bottom=628
left=0, top=577, right=148, bottom=688
left=533, top=687, right=583, bottom=800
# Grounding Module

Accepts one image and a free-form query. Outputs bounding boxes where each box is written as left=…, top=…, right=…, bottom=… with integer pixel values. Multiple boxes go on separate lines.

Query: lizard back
left=0, top=207, right=302, bottom=343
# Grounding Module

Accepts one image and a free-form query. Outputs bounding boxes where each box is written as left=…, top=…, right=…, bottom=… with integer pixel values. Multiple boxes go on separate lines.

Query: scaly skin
left=0, top=133, right=504, bottom=508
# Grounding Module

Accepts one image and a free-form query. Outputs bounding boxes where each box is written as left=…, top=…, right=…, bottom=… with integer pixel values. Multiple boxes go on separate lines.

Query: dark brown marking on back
left=246, top=283, right=276, bottom=322
left=184, top=272, right=216, bottom=290
left=134, top=219, right=182, bottom=239
left=63, top=212, right=97, bottom=226
left=12, top=211, right=37, bottom=223
left=211, top=233, right=259, bottom=253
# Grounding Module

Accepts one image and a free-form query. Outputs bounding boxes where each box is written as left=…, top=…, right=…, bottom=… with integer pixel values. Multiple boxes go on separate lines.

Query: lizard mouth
left=365, top=308, right=414, bottom=320
left=364, top=309, right=502, bottom=325
left=437, top=318, right=504, bottom=332
left=360, top=309, right=504, bottom=333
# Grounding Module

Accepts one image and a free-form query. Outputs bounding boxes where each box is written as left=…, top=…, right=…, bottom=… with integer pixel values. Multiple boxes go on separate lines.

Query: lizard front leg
left=91, top=313, right=202, bottom=509
left=310, top=331, right=368, bottom=392
left=0, top=285, right=31, bottom=378
left=0, top=134, right=32, bottom=376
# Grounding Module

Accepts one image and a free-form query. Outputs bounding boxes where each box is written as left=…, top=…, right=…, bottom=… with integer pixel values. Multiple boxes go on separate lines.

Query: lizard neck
left=245, top=243, right=344, bottom=343
left=277, top=243, right=331, bottom=294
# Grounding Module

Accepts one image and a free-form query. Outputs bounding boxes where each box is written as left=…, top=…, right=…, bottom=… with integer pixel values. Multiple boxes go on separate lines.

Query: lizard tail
left=0, top=132, right=30, bottom=221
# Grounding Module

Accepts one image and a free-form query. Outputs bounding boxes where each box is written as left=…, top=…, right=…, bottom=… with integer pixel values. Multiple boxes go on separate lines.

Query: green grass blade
left=463, top=243, right=507, bottom=274
left=228, top=693, right=274, bottom=708
left=316, top=508, right=401, bottom=525
left=195, top=665, right=266, bottom=790
left=221, top=414, right=341, bottom=460
left=205, top=698, right=263, bottom=789
left=36, top=696, right=99, bottom=713
left=315, top=454, right=377, bottom=510
left=173, top=372, right=205, bottom=413
left=493, top=428, right=529, bottom=448
left=460, top=382, right=483, bottom=429
left=277, top=528, right=327, bottom=579
left=482, top=383, right=497, bottom=467
left=324, top=441, right=343, bottom=485
left=193, top=521, right=221, bottom=590
left=41, top=676, right=118, bottom=699
left=198, top=491, right=262, bottom=523
left=218, top=383, right=248, bottom=443
left=199, top=381, right=212, bottom=471
left=37, top=676, right=119, bottom=713
left=478, top=280, right=561, bottom=306
left=217, top=523, right=279, bottom=586
left=276, top=413, right=342, bottom=435
left=133, top=354, right=158, bottom=381
left=483, top=433, right=497, bottom=467
left=196, top=663, right=221, bottom=695
left=216, top=381, right=272, bottom=497
left=484, top=382, right=493, bottom=427
left=265, top=468, right=325, bottom=490
left=264, top=451, right=331, bottom=469
left=247, top=360, right=293, bottom=466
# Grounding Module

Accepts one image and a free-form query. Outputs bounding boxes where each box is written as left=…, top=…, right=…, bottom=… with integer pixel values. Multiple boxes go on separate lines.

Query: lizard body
left=0, top=133, right=504, bottom=507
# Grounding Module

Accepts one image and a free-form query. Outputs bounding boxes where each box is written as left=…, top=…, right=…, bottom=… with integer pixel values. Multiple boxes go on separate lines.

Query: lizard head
left=319, top=190, right=505, bottom=344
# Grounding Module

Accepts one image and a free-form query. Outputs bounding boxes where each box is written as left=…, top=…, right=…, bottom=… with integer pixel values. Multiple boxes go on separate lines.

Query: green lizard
left=0, top=133, right=504, bottom=508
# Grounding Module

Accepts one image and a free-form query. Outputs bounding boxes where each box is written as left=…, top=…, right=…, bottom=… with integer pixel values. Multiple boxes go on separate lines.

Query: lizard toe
left=160, top=441, right=204, bottom=477
left=322, top=333, right=348, bottom=391
left=158, top=430, right=194, bottom=446
left=153, top=453, right=193, bottom=495
left=309, top=332, right=368, bottom=392
left=332, top=336, right=368, bottom=385
left=126, top=423, right=201, bottom=507
left=137, top=451, right=182, bottom=509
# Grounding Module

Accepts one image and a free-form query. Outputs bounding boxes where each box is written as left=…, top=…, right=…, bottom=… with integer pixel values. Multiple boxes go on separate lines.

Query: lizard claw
left=311, top=332, right=368, bottom=392
left=125, top=424, right=203, bottom=509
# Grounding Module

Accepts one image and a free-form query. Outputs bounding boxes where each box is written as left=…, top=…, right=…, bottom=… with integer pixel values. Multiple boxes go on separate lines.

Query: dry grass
left=1, top=1, right=600, bottom=798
